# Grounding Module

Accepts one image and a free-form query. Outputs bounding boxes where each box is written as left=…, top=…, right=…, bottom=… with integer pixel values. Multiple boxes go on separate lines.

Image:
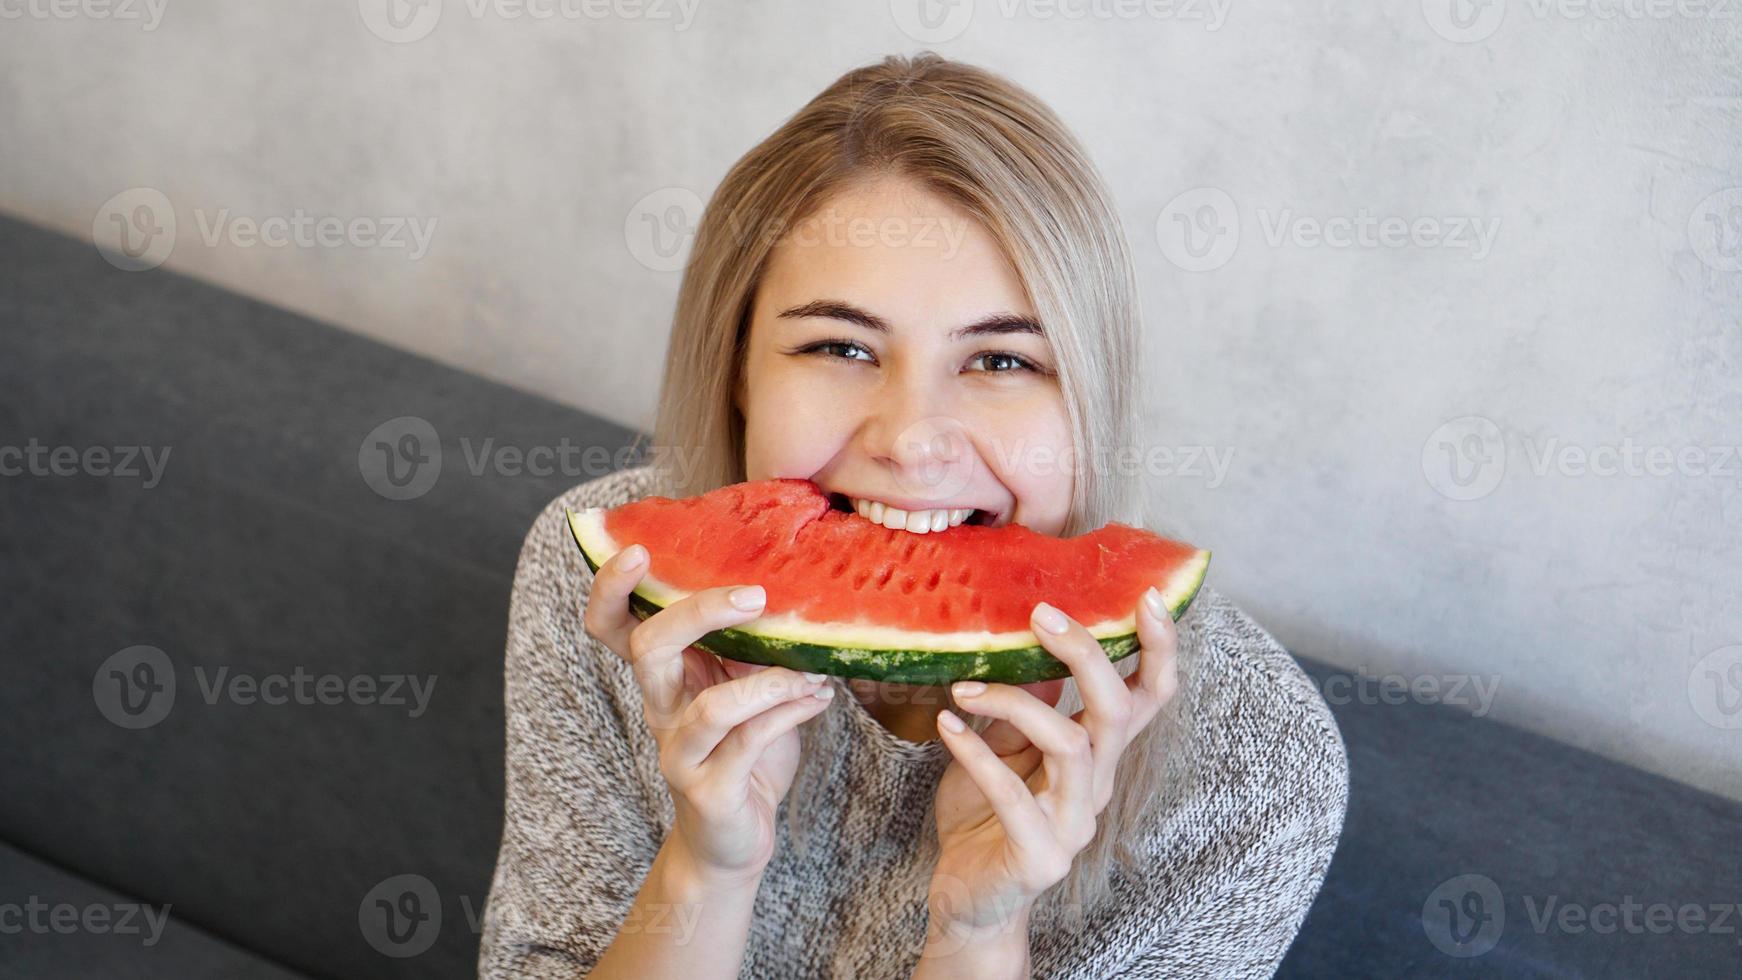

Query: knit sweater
left=479, top=465, right=1348, bottom=978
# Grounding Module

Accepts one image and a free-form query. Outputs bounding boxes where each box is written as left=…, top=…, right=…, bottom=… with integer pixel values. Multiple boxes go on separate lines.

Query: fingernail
left=729, top=586, right=766, bottom=611
left=619, top=544, right=647, bottom=570
left=1032, top=602, right=1069, bottom=635
left=1144, top=586, right=1167, bottom=621
left=953, top=680, right=987, bottom=699
left=803, top=671, right=827, bottom=683
left=810, top=686, right=835, bottom=701
left=938, top=709, right=965, bottom=733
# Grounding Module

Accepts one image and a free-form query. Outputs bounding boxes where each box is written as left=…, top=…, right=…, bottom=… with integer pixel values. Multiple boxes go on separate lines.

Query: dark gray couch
left=3, top=214, right=1738, bottom=978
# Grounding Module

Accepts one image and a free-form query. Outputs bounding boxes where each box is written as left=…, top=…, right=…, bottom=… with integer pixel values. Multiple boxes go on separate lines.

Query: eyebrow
left=776, top=299, right=1044, bottom=341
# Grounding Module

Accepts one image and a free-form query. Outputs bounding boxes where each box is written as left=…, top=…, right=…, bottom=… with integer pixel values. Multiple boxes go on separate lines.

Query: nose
left=858, top=376, right=975, bottom=504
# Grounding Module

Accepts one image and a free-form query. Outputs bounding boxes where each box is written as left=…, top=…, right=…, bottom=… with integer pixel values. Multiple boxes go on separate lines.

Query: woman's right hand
left=581, top=542, right=835, bottom=885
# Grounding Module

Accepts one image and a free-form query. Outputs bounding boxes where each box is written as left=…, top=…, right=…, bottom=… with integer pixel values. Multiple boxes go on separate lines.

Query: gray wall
left=4, top=1, right=1739, bottom=801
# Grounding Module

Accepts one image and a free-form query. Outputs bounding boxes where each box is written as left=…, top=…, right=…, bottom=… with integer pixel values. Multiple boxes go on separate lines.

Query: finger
left=630, top=583, right=769, bottom=721
left=705, top=683, right=835, bottom=786
left=681, top=645, right=732, bottom=699
left=668, top=667, right=825, bottom=771
left=951, top=682, right=1094, bottom=834
left=935, top=710, right=1054, bottom=855
left=1128, top=586, right=1180, bottom=728
left=720, top=658, right=771, bottom=681
left=582, top=544, right=650, bottom=660
left=1031, top=602, right=1134, bottom=802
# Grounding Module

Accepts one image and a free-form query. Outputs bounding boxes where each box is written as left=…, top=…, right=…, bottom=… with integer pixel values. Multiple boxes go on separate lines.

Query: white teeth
left=848, top=496, right=972, bottom=534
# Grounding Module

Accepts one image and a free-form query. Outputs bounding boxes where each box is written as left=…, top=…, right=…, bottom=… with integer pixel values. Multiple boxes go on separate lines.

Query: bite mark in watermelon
left=567, top=478, right=1210, bottom=685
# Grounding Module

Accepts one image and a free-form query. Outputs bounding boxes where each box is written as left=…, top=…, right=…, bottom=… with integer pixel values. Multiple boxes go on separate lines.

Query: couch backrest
left=0, top=215, right=644, bottom=979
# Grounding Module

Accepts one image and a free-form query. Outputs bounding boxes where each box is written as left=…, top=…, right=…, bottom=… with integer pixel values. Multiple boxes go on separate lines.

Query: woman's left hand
left=919, top=587, right=1181, bottom=965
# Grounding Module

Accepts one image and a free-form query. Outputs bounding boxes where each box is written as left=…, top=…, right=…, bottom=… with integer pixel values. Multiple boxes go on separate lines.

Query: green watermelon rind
left=566, top=507, right=1209, bottom=686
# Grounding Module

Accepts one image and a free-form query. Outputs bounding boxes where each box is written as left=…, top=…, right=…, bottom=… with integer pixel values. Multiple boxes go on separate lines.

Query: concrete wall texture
left=3, top=1, right=1739, bottom=800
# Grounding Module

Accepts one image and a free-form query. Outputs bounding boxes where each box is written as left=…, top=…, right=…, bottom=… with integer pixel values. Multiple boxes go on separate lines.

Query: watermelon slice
left=566, top=479, right=1209, bottom=685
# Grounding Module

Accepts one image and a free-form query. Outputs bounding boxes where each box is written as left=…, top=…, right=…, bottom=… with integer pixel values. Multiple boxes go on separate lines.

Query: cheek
left=741, top=365, right=850, bottom=480
left=977, top=396, right=1074, bottom=529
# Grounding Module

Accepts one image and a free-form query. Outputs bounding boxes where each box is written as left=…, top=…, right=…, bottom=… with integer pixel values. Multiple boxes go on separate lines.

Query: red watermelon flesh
left=611, top=479, right=1196, bottom=632
left=567, top=478, right=1211, bottom=684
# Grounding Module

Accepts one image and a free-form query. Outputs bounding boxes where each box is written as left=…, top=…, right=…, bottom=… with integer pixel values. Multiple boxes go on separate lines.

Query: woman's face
left=737, top=175, right=1074, bottom=538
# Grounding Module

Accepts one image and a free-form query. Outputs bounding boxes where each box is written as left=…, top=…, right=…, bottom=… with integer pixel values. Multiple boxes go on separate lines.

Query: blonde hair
left=642, top=52, right=1193, bottom=935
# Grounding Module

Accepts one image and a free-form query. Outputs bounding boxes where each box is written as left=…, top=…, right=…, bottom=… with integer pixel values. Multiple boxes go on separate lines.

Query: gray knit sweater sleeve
left=479, top=465, right=1348, bottom=979
left=479, top=465, right=670, bottom=977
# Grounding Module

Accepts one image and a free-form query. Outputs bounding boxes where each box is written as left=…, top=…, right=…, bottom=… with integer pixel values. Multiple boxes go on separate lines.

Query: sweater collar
left=834, top=680, right=951, bottom=769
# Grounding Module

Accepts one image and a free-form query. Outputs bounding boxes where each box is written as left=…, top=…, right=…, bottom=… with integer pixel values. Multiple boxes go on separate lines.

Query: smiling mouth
left=825, top=492, right=1002, bottom=532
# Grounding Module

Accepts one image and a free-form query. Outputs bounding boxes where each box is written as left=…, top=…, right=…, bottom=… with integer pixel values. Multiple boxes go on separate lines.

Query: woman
left=480, top=52, right=1346, bottom=978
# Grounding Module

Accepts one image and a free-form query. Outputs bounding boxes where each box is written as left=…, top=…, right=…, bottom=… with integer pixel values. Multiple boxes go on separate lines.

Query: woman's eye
left=803, top=339, right=875, bottom=363
left=968, top=351, right=1039, bottom=374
